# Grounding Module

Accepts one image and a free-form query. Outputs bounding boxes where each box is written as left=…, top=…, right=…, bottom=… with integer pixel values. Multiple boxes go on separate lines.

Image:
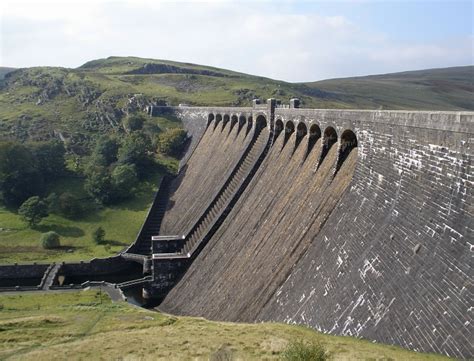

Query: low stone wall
left=0, top=264, right=49, bottom=288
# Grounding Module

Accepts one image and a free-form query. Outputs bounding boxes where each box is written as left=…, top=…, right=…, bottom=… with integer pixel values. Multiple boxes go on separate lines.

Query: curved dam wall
left=153, top=105, right=473, bottom=358
left=160, top=115, right=252, bottom=235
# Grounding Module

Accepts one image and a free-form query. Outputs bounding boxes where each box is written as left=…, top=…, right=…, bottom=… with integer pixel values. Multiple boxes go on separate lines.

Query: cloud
left=1, top=0, right=472, bottom=81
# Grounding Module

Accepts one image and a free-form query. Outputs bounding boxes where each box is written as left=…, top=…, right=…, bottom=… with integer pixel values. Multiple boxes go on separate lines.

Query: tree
left=157, top=128, right=188, bottom=157
left=0, top=142, right=44, bottom=206
left=84, top=168, right=113, bottom=204
left=41, top=231, right=60, bottom=249
left=92, top=227, right=105, bottom=244
left=111, top=164, right=138, bottom=199
left=18, top=196, right=48, bottom=227
left=117, top=132, right=153, bottom=178
left=58, top=192, right=83, bottom=219
left=91, top=136, right=119, bottom=166
left=28, top=140, right=66, bottom=180
left=124, top=114, right=146, bottom=132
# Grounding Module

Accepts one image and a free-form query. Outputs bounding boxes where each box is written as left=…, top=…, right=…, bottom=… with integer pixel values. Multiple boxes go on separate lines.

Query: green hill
left=0, top=57, right=472, bottom=145
left=307, top=66, right=474, bottom=110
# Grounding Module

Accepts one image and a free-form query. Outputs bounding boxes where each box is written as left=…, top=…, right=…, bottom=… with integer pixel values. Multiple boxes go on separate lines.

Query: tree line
left=0, top=113, right=188, bottom=228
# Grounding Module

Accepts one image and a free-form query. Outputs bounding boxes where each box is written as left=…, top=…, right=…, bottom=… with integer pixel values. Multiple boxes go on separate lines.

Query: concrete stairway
left=40, top=263, right=61, bottom=290
left=125, top=176, right=172, bottom=256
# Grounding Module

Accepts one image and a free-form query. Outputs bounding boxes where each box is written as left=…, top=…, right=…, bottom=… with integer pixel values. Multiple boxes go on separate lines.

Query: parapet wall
left=154, top=104, right=473, bottom=358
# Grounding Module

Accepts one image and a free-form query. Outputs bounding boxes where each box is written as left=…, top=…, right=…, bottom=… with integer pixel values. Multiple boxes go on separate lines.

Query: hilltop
left=309, top=66, right=474, bottom=110
left=0, top=57, right=472, bottom=145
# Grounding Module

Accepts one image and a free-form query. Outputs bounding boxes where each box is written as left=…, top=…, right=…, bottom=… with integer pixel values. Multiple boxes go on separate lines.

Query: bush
left=41, top=231, right=60, bottom=249
left=281, top=340, right=329, bottom=361
left=0, top=142, right=44, bottom=206
left=28, top=140, right=66, bottom=180
left=92, top=227, right=105, bottom=244
left=18, top=196, right=49, bottom=227
left=124, top=114, right=146, bottom=132
left=111, top=164, right=138, bottom=199
left=84, top=168, right=113, bottom=204
left=91, top=136, right=119, bottom=166
left=156, top=128, right=187, bottom=157
left=117, top=132, right=154, bottom=178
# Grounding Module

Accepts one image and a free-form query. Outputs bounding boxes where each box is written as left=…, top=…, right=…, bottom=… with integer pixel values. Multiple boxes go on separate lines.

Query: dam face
left=148, top=102, right=473, bottom=358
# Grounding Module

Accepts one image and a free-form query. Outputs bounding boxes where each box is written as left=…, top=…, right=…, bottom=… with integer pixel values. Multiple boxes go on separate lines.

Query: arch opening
left=284, top=121, right=295, bottom=146
left=238, top=115, right=246, bottom=132
left=223, top=114, right=230, bottom=129
left=295, top=122, right=308, bottom=149
left=215, top=114, right=223, bottom=130
left=306, top=123, right=321, bottom=159
left=273, top=119, right=284, bottom=142
left=319, top=126, right=338, bottom=167
left=336, top=129, right=358, bottom=173
left=255, top=115, right=267, bottom=131
left=207, top=113, right=215, bottom=128
left=230, top=115, right=238, bottom=132
left=246, top=116, right=253, bottom=135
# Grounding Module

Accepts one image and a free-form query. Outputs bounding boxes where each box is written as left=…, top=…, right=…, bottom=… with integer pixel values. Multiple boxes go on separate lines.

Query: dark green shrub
left=27, top=140, right=66, bottom=180
left=84, top=168, right=113, bottom=204
left=281, top=340, right=329, bottom=361
left=0, top=142, right=44, bottom=206
left=58, top=192, right=83, bottom=219
left=124, top=114, right=146, bottom=132
left=117, top=132, right=153, bottom=178
left=92, top=227, right=105, bottom=244
left=91, top=136, right=119, bottom=166
left=41, top=231, right=60, bottom=249
left=156, top=128, right=187, bottom=157
left=111, top=164, right=138, bottom=200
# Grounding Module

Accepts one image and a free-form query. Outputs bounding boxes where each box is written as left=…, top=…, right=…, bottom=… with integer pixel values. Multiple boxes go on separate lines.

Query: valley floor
left=0, top=290, right=452, bottom=360
left=0, top=174, right=159, bottom=264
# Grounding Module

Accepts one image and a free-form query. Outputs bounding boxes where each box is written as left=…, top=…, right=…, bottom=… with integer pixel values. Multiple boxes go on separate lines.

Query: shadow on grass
left=35, top=224, right=85, bottom=238
left=111, top=174, right=162, bottom=212
left=100, top=239, right=128, bottom=247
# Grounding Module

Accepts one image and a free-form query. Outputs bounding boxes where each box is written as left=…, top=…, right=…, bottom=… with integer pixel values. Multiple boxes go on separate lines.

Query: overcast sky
left=1, top=0, right=472, bottom=82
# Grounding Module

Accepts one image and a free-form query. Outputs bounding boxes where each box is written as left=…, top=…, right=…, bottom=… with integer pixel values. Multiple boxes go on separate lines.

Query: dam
left=0, top=99, right=471, bottom=358
left=144, top=99, right=472, bottom=358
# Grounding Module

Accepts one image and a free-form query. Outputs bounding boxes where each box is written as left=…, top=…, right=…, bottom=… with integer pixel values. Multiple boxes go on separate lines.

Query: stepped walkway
left=40, top=263, right=61, bottom=290
left=154, top=126, right=269, bottom=259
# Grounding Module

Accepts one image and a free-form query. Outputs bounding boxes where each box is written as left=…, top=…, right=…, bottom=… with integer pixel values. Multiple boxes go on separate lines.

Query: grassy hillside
left=1, top=57, right=472, bottom=145
left=0, top=290, right=452, bottom=360
left=308, top=66, right=474, bottom=110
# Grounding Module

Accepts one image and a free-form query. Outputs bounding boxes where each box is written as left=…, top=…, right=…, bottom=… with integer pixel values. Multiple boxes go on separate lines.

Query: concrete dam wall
left=151, top=103, right=473, bottom=358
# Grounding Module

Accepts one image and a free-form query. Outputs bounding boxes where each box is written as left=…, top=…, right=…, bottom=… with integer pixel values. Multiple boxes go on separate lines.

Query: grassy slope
left=0, top=172, right=161, bottom=264
left=308, top=66, right=474, bottom=110
left=0, top=290, right=452, bottom=361
left=1, top=59, right=472, bottom=144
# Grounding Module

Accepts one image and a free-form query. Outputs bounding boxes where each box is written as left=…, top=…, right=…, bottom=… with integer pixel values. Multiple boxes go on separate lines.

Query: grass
left=0, top=172, right=161, bottom=264
left=0, top=290, right=453, bottom=361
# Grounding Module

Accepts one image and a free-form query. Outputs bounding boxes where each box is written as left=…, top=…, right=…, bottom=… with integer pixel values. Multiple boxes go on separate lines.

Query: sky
left=0, top=0, right=473, bottom=82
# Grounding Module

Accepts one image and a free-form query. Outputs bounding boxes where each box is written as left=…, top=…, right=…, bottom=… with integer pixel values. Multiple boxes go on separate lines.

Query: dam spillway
left=145, top=101, right=472, bottom=358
